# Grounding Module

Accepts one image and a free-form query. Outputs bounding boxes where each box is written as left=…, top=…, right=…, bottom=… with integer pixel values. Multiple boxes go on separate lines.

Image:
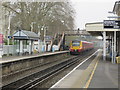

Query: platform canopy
left=85, top=22, right=120, bottom=36
left=113, top=1, right=120, bottom=16
left=13, top=30, right=40, bottom=40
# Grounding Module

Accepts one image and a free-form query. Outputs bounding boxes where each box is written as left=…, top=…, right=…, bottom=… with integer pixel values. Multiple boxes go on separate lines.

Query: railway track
left=2, top=55, right=80, bottom=90
left=2, top=49, right=97, bottom=90
left=35, top=49, right=97, bottom=88
left=2, top=54, right=73, bottom=86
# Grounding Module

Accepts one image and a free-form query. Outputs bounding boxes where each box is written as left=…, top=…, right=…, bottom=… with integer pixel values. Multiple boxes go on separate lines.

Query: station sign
left=8, top=36, right=14, bottom=39
left=104, top=20, right=120, bottom=29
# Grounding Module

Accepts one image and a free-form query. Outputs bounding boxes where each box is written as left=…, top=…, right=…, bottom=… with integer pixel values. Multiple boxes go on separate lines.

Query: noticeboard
left=104, top=20, right=120, bottom=29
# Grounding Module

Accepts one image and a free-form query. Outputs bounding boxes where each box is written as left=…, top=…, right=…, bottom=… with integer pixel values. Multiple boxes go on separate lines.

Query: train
left=69, top=40, right=94, bottom=54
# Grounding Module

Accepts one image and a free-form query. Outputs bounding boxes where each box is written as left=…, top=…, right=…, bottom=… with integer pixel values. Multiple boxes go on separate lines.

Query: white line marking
left=49, top=49, right=99, bottom=89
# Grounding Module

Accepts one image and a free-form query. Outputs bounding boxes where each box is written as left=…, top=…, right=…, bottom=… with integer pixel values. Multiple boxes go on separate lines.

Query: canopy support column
left=20, top=40, right=23, bottom=55
left=112, top=35, right=114, bottom=63
left=113, top=31, right=116, bottom=63
left=103, top=31, right=106, bottom=61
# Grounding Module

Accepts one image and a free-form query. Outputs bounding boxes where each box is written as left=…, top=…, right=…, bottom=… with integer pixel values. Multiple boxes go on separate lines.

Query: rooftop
left=13, top=30, right=40, bottom=40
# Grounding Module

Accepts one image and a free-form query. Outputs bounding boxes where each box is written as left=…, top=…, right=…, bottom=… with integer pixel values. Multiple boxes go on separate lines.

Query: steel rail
left=2, top=49, right=96, bottom=90
left=2, top=56, right=78, bottom=90
left=18, top=56, right=80, bottom=90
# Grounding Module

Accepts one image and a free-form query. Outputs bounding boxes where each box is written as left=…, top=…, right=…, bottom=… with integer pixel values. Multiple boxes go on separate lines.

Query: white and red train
left=69, top=40, right=94, bottom=54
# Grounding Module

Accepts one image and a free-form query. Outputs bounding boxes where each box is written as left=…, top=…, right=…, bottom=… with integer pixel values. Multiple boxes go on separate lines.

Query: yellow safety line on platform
left=84, top=57, right=99, bottom=88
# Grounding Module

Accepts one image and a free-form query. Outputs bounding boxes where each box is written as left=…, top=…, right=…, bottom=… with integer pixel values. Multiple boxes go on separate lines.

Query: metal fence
left=3, top=44, right=59, bottom=56
left=3, top=45, right=16, bottom=55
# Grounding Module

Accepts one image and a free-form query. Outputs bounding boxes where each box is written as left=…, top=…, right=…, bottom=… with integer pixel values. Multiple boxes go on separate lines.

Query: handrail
left=50, top=33, right=57, bottom=51
left=58, top=32, right=65, bottom=50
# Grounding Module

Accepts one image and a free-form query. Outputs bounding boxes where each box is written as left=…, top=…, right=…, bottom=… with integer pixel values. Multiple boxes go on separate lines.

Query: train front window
left=72, top=41, right=80, bottom=46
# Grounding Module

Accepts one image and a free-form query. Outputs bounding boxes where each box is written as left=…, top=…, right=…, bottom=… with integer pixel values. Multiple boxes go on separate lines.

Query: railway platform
left=50, top=49, right=119, bottom=89
left=0, top=51, right=69, bottom=64
left=1, top=51, right=70, bottom=87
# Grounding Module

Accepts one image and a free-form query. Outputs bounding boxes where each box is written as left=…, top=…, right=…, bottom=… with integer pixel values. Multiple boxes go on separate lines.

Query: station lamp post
left=7, top=11, right=13, bottom=56
left=41, top=26, right=48, bottom=52
left=41, top=26, right=44, bottom=42
left=38, top=25, right=41, bottom=53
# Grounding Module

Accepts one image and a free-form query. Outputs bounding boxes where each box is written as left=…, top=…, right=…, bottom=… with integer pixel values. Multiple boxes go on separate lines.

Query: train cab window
left=72, top=41, right=80, bottom=46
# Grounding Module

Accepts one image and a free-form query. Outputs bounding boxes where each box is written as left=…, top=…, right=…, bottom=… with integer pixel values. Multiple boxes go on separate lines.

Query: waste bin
left=116, top=56, right=120, bottom=64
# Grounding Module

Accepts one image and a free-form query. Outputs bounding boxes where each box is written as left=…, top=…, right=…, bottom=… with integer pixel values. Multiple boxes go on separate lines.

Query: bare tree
left=2, top=1, right=75, bottom=39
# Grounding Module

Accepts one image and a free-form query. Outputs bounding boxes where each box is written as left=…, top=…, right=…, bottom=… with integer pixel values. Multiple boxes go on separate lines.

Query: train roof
left=72, top=40, right=93, bottom=44
left=81, top=41, right=93, bottom=44
left=72, top=40, right=80, bottom=41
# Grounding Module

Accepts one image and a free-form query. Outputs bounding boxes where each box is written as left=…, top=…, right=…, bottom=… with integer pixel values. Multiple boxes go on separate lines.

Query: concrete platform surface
left=89, top=59, right=118, bottom=88
left=50, top=50, right=119, bottom=89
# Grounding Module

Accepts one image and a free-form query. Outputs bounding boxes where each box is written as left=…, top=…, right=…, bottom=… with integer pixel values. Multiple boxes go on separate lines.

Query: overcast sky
left=70, top=0, right=117, bottom=29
